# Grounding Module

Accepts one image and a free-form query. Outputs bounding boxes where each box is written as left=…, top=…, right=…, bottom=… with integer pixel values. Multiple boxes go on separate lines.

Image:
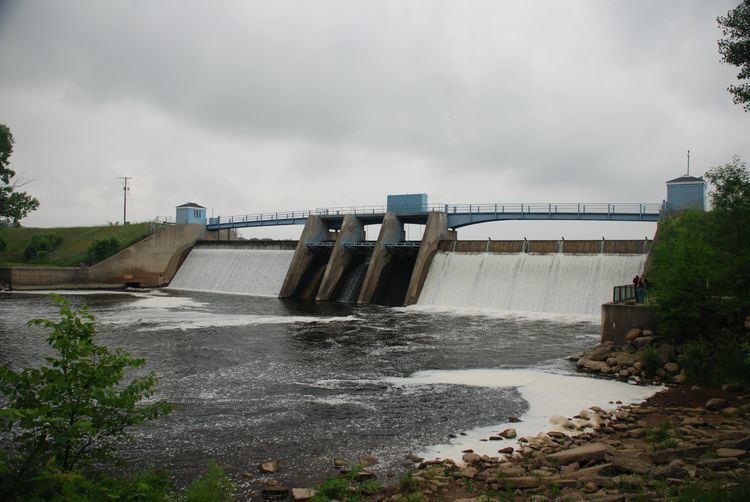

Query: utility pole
left=687, top=150, right=691, bottom=176
left=118, top=177, right=132, bottom=225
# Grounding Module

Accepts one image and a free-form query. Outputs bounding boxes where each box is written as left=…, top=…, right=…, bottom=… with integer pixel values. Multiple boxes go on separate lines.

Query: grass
left=0, top=223, right=154, bottom=267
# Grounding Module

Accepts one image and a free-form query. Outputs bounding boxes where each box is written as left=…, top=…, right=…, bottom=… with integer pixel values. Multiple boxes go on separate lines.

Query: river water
left=0, top=287, right=656, bottom=498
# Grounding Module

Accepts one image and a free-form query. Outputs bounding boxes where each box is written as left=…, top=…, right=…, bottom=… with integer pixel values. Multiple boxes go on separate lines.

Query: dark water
left=0, top=290, right=599, bottom=498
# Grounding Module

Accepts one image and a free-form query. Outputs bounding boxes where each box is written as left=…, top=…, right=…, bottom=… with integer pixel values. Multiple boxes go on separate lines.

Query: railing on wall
left=612, top=284, right=636, bottom=303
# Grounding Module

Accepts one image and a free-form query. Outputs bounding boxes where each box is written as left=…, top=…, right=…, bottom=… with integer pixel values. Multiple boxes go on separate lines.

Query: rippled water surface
left=0, top=289, right=637, bottom=497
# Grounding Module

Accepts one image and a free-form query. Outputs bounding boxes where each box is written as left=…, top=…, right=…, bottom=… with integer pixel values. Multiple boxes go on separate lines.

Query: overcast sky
left=1, top=0, right=748, bottom=240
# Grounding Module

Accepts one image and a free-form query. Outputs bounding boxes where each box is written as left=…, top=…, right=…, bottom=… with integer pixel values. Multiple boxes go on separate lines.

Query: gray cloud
left=0, top=0, right=748, bottom=239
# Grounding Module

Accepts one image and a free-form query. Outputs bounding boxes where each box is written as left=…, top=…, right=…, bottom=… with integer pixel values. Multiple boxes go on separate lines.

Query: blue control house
left=666, top=175, right=706, bottom=211
left=387, top=193, right=428, bottom=213
left=176, top=202, right=207, bottom=224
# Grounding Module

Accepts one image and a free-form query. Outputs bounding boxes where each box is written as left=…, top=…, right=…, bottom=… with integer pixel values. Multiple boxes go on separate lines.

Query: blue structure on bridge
left=176, top=202, right=207, bottom=225
left=206, top=200, right=665, bottom=231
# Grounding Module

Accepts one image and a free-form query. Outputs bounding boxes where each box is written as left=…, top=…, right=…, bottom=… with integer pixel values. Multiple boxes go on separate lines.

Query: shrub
left=23, top=234, right=62, bottom=261
left=87, top=236, right=120, bottom=264
left=640, top=346, right=662, bottom=377
left=0, top=295, right=172, bottom=498
left=184, top=459, right=234, bottom=502
left=679, top=335, right=750, bottom=387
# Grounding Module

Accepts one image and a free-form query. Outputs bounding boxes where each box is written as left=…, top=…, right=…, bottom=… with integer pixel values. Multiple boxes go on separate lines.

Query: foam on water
left=168, top=248, right=294, bottom=297
left=387, top=368, right=661, bottom=461
left=418, top=252, right=645, bottom=316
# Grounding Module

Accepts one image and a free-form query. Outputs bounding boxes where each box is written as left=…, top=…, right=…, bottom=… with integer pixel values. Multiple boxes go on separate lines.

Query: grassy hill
left=0, top=223, right=153, bottom=267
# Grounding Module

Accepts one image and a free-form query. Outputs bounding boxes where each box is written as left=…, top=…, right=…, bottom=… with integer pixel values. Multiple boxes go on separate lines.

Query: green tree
left=87, top=236, right=121, bottom=265
left=23, top=234, right=63, bottom=261
left=0, top=295, right=172, bottom=497
left=718, top=1, right=750, bottom=111
left=0, top=124, right=39, bottom=225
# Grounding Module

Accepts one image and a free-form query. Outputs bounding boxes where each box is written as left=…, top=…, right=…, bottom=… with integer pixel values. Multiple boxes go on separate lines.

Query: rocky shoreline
left=251, top=329, right=748, bottom=501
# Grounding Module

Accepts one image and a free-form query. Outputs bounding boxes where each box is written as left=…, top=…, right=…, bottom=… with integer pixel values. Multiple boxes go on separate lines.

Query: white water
left=168, top=248, right=294, bottom=297
left=418, top=252, right=645, bottom=316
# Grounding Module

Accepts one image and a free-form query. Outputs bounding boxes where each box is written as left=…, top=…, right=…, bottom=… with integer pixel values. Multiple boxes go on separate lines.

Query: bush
left=640, top=346, right=662, bottom=377
left=184, top=459, right=234, bottom=502
left=0, top=295, right=172, bottom=498
left=23, top=234, right=62, bottom=261
left=87, top=236, right=120, bottom=264
left=679, top=334, right=750, bottom=387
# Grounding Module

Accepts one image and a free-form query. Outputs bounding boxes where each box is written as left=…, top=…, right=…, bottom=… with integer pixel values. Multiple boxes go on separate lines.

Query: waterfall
left=168, top=247, right=294, bottom=297
left=417, top=252, right=645, bottom=316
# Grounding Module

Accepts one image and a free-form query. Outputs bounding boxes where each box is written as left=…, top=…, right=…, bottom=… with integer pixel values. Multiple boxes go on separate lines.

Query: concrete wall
left=2, top=224, right=206, bottom=289
left=279, top=216, right=331, bottom=300
left=403, top=212, right=454, bottom=305
left=358, top=212, right=406, bottom=305
left=435, top=240, right=651, bottom=254
left=194, top=239, right=297, bottom=250
left=601, top=303, right=658, bottom=345
left=317, top=215, right=364, bottom=301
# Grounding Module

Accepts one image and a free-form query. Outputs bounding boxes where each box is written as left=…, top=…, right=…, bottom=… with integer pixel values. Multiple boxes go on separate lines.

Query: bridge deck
left=207, top=202, right=664, bottom=231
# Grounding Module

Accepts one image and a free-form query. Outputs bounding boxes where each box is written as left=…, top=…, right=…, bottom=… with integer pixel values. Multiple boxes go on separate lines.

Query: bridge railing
left=208, top=202, right=665, bottom=226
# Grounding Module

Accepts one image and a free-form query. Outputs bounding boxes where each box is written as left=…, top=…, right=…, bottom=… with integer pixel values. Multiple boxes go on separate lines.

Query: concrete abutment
left=316, top=215, right=365, bottom=301
left=358, top=212, right=409, bottom=306
left=279, top=215, right=332, bottom=301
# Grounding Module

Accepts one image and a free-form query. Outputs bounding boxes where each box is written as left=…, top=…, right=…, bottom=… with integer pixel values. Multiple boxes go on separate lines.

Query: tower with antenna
left=665, top=150, right=706, bottom=211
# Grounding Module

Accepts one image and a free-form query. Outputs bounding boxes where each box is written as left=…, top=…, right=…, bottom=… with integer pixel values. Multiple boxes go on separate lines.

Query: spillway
left=168, top=247, right=294, bottom=297
left=417, top=252, right=645, bottom=316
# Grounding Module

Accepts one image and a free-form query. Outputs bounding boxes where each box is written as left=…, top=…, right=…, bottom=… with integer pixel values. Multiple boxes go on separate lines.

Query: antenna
left=118, top=177, right=132, bottom=225
left=687, top=150, right=690, bottom=176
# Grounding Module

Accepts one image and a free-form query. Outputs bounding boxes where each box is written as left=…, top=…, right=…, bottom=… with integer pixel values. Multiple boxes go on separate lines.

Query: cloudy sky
left=1, top=0, right=748, bottom=240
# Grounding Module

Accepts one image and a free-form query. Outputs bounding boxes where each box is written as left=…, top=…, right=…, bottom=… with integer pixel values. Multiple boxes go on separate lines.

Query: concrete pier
left=358, top=212, right=405, bottom=305
left=316, top=215, right=364, bottom=301
left=403, top=212, right=453, bottom=305
left=279, top=215, right=331, bottom=300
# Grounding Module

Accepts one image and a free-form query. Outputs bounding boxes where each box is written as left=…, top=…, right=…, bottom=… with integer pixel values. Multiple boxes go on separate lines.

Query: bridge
left=207, top=202, right=666, bottom=231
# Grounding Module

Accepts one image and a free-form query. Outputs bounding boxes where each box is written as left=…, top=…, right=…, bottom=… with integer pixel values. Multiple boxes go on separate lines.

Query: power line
left=118, top=177, right=132, bottom=225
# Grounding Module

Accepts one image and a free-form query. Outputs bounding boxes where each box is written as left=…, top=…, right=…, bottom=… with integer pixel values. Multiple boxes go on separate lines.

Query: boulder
left=642, top=329, right=654, bottom=337
left=672, top=374, right=687, bottom=384
left=499, top=428, right=517, bottom=439
left=705, top=398, right=727, bottom=411
left=291, top=488, right=317, bottom=500
left=605, top=450, right=652, bottom=475
left=498, top=446, right=514, bottom=454
left=614, top=352, right=636, bottom=367
left=696, top=457, right=740, bottom=469
left=625, top=328, right=642, bottom=342
left=588, top=345, right=613, bottom=361
left=664, top=362, right=680, bottom=373
left=507, top=416, right=522, bottom=423
left=459, top=466, right=478, bottom=479
left=498, top=477, right=539, bottom=489
left=263, top=480, right=289, bottom=499
left=259, top=460, right=279, bottom=473
left=656, top=343, right=675, bottom=362
left=462, top=453, right=481, bottom=464
left=359, top=455, right=378, bottom=467
left=715, top=448, right=746, bottom=458
left=653, top=446, right=709, bottom=464
left=333, top=458, right=348, bottom=467
left=577, top=357, right=610, bottom=372
left=632, top=336, right=654, bottom=349
left=546, top=443, right=609, bottom=465
left=653, top=459, right=688, bottom=480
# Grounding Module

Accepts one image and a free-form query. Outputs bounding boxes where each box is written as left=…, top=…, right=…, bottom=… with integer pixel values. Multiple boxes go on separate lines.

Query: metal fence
left=612, top=284, right=636, bottom=303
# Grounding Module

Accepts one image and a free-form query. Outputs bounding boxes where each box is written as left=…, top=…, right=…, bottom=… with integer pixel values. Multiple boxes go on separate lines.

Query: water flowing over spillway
left=417, top=252, right=646, bottom=316
left=168, top=247, right=294, bottom=296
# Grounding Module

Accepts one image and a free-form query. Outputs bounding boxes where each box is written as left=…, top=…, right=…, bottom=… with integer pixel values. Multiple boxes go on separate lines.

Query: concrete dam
left=169, top=229, right=650, bottom=316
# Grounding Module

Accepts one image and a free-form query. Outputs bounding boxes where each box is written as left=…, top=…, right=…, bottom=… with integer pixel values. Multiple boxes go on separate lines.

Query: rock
left=462, top=453, right=481, bottom=464
left=705, top=398, right=728, bottom=411
left=568, top=463, right=613, bottom=480
left=632, top=336, right=654, bottom=349
left=242, top=471, right=253, bottom=479
left=605, top=450, right=653, bottom=475
left=547, top=431, right=567, bottom=439
left=715, top=448, right=746, bottom=458
left=633, top=361, right=643, bottom=371
left=588, top=345, right=613, bottom=361
left=498, top=446, right=514, bottom=454
left=614, top=352, right=636, bottom=367
left=719, top=435, right=750, bottom=450
left=499, top=428, right=517, bottom=439
left=625, top=328, right=642, bottom=342
left=359, top=455, right=378, bottom=467
left=291, top=488, right=317, bottom=500
left=672, top=374, right=687, bottom=384
left=681, top=416, right=707, bottom=427
left=578, top=357, right=610, bottom=372
left=406, top=453, right=424, bottom=463
left=696, top=457, right=740, bottom=469
left=560, top=462, right=579, bottom=475
left=720, top=407, right=739, bottom=416
left=507, top=416, right=522, bottom=423
left=656, top=343, right=675, bottom=362
left=664, top=362, right=680, bottom=373
left=354, top=470, right=376, bottom=481
left=619, top=369, right=630, bottom=378
left=259, top=460, right=279, bottom=473
left=653, top=446, right=709, bottom=464
left=497, top=464, right=525, bottom=477
left=546, top=443, right=609, bottom=465
left=459, top=466, right=478, bottom=479
left=498, top=477, right=539, bottom=489
left=263, top=480, right=289, bottom=499
left=549, top=415, right=567, bottom=425
left=654, top=459, right=688, bottom=480
left=606, top=357, right=617, bottom=367
left=333, top=458, right=347, bottom=467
